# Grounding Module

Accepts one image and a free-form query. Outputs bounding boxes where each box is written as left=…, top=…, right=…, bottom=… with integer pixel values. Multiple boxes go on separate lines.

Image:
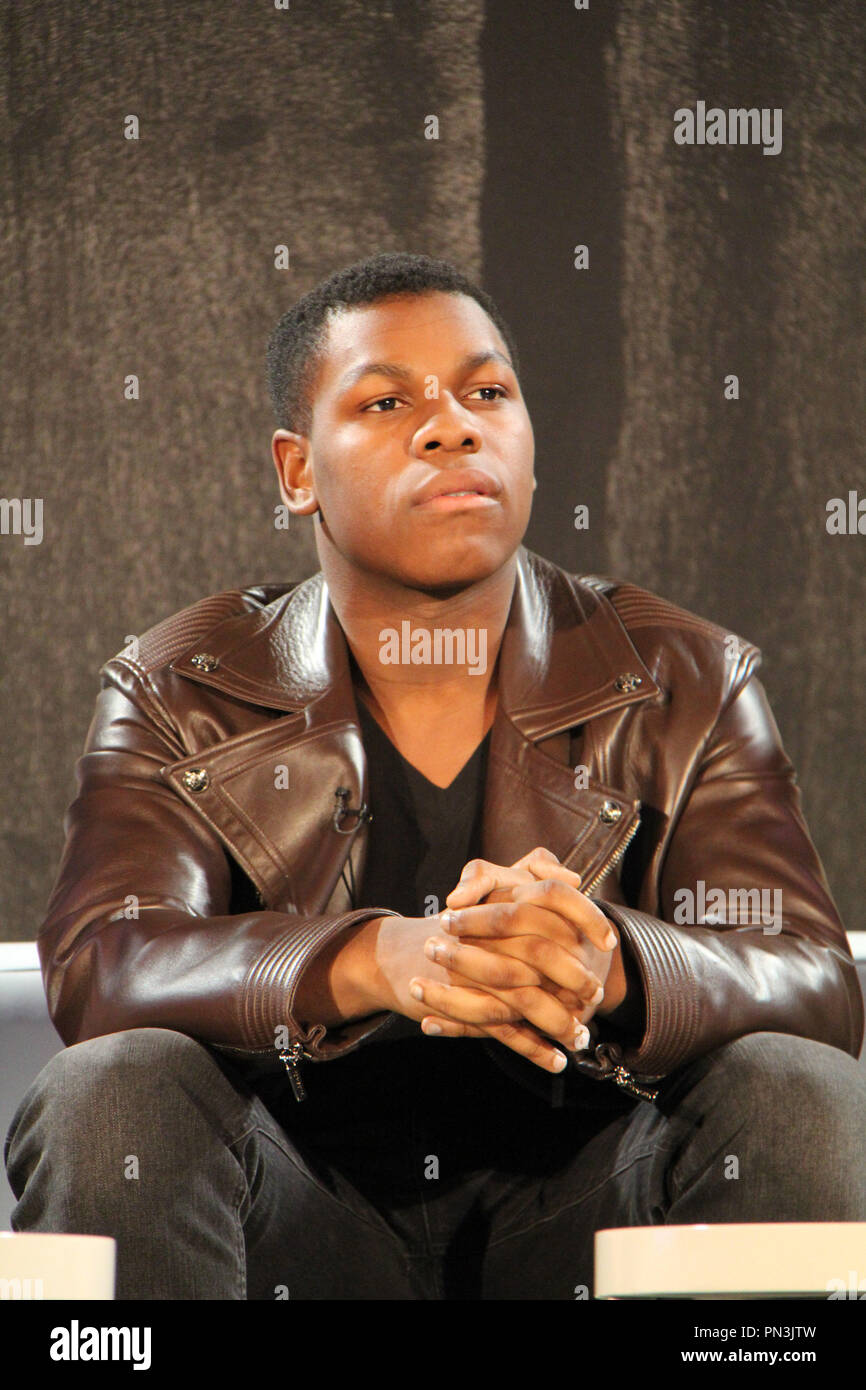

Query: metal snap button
left=599, top=800, right=622, bottom=823
left=190, top=653, right=219, bottom=672
left=182, top=768, right=209, bottom=793
left=614, top=673, right=642, bottom=692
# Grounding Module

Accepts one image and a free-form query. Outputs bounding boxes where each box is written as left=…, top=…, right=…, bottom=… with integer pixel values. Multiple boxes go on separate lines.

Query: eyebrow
left=337, top=349, right=515, bottom=393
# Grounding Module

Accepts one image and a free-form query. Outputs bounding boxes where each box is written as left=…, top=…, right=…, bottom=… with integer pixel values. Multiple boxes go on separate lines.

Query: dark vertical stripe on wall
left=481, top=0, right=866, bottom=928
left=604, top=0, right=866, bottom=924
left=479, top=0, right=623, bottom=574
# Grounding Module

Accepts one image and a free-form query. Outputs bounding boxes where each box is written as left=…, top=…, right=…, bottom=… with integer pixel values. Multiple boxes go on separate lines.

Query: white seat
left=0, top=1232, right=115, bottom=1300
left=594, top=1222, right=866, bottom=1299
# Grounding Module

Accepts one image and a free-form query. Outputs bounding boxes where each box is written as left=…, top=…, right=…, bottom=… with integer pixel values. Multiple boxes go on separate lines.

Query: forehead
left=315, top=292, right=506, bottom=392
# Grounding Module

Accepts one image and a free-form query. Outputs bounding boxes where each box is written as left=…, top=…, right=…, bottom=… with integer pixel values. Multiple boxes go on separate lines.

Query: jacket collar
left=169, top=545, right=659, bottom=740
left=164, top=546, right=660, bottom=907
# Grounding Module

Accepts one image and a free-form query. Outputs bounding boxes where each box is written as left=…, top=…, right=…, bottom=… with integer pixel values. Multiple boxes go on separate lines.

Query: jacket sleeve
left=37, top=674, right=401, bottom=1064
left=585, top=670, right=863, bottom=1083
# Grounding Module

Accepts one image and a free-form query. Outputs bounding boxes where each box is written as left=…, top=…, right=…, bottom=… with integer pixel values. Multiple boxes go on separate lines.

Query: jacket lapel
left=160, top=547, right=659, bottom=912
left=478, top=549, right=657, bottom=889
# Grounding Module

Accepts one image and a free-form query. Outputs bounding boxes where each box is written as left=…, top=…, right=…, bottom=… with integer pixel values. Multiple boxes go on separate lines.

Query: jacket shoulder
left=569, top=569, right=767, bottom=700
left=101, top=582, right=300, bottom=680
left=579, top=572, right=740, bottom=640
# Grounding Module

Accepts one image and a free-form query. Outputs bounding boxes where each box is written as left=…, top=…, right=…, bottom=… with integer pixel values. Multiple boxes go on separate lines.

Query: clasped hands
left=401, top=847, right=624, bottom=1074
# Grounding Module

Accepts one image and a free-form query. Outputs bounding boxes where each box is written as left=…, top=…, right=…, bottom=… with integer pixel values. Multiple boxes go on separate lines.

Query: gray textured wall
left=1, top=0, right=863, bottom=939
left=0, top=0, right=485, bottom=938
left=603, top=0, right=865, bottom=928
left=482, top=0, right=865, bottom=933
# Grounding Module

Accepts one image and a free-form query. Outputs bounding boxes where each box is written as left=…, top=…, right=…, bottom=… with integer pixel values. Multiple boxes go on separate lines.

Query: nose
left=411, top=394, right=482, bottom=456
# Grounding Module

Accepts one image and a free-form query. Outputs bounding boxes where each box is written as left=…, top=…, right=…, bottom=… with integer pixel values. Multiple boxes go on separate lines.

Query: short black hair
left=265, top=251, right=521, bottom=435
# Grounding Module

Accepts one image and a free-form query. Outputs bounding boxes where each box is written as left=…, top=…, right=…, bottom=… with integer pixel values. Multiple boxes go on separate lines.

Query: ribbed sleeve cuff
left=592, top=901, right=700, bottom=1078
left=240, top=906, right=401, bottom=1057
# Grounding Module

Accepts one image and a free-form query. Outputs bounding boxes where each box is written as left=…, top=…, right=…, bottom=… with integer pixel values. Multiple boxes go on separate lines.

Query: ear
left=271, top=430, right=319, bottom=517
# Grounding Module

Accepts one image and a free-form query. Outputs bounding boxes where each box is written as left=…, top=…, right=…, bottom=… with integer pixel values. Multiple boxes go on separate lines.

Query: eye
left=362, top=384, right=507, bottom=413
left=467, top=385, right=507, bottom=401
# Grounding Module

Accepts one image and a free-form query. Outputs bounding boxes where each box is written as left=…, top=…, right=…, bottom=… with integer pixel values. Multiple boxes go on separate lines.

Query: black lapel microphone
left=333, top=786, right=373, bottom=834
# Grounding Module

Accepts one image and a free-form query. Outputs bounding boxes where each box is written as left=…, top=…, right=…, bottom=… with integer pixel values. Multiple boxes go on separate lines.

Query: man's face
left=272, top=291, right=535, bottom=592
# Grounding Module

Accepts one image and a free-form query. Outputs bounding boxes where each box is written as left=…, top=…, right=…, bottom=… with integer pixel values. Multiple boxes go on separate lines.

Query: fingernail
left=423, top=1021, right=442, bottom=1035
left=441, top=910, right=459, bottom=932
left=551, top=1052, right=568, bottom=1072
left=573, top=1026, right=591, bottom=1052
left=590, top=985, right=605, bottom=1006
left=605, top=931, right=617, bottom=950
left=409, top=982, right=423, bottom=1000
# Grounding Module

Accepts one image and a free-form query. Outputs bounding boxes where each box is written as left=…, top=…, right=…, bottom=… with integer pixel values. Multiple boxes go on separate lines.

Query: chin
left=410, top=541, right=518, bottom=597
left=414, top=576, right=477, bottom=599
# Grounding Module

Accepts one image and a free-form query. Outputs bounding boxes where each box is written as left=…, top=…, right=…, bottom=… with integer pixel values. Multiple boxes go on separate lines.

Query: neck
left=316, top=535, right=518, bottom=715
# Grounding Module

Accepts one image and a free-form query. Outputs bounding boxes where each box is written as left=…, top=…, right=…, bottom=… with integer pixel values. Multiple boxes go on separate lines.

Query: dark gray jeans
left=5, top=1027, right=866, bottom=1299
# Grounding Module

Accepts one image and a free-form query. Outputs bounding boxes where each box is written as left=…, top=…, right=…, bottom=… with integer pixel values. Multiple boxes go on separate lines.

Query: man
left=6, top=252, right=866, bottom=1301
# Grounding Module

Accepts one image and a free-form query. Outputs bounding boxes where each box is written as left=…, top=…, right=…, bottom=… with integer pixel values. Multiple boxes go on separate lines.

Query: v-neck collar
left=355, top=694, right=490, bottom=795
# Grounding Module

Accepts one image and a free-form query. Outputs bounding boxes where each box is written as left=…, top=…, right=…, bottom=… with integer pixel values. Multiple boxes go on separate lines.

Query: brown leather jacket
left=38, top=546, right=863, bottom=1103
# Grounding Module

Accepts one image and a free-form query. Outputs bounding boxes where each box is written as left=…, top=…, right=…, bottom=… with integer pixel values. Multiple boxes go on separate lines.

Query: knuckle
left=512, top=984, right=542, bottom=1012
left=558, top=987, right=583, bottom=1008
left=494, top=957, right=523, bottom=986
left=493, top=997, right=518, bottom=1024
left=461, top=859, right=485, bottom=878
left=522, top=935, right=550, bottom=968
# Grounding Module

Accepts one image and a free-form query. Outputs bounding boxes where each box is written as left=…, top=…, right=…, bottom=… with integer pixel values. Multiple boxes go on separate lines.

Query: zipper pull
left=594, top=1041, right=660, bottom=1103
left=610, top=1063, right=659, bottom=1103
left=278, top=1040, right=309, bottom=1102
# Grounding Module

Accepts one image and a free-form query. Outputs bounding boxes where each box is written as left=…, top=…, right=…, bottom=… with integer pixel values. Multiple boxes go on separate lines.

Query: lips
left=412, top=467, right=501, bottom=506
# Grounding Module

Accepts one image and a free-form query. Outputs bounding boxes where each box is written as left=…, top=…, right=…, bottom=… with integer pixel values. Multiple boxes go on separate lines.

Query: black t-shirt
left=264, top=694, right=636, bottom=1196
left=355, top=695, right=490, bottom=920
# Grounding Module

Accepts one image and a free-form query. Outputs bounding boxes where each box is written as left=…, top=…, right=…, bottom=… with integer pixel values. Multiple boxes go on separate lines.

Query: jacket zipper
left=577, top=813, right=661, bottom=1100
left=277, top=813, right=645, bottom=1104
left=592, top=1041, right=660, bottom=1101
left=217, top=1038, right=315, bottom=1100
left=278, top=1039, right=312, bottom=1101
left=611, top=1065, right=659, bottom=1103
left=579, top=810, right=640, bottom=896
